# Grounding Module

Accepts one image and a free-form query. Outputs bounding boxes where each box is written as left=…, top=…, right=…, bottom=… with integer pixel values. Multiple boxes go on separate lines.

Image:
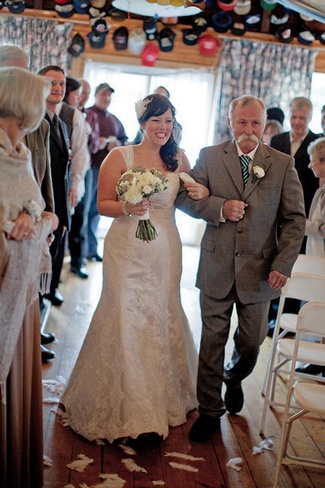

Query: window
left=83, top=60, right=217, bottom=165
left=309, top=71, right=325, bottom=134
left=84, top=61, right=217, bottom=246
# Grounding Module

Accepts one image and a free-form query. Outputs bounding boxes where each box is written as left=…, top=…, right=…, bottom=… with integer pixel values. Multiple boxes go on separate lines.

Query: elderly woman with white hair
left=0, top=67, right=58, bottom=488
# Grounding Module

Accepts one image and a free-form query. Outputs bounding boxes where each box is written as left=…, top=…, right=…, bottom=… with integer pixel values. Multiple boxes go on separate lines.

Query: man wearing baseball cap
left=86, top=82, right=128, bottom=262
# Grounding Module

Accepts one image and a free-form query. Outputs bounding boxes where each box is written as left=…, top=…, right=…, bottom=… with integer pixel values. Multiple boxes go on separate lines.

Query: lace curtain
left=0, top=15, right=73, bottom=73
left=213, top=39, right=318, bottom=143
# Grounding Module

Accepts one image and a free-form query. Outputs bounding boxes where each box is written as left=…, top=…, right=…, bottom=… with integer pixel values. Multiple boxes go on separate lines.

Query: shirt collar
left=235, top=141, right=259, bottom=160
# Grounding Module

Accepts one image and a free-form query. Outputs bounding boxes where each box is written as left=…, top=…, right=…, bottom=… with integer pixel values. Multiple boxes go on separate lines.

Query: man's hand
left=223, top=200, right=248, bottom=222
left=268, top=270, right=288, bottom=291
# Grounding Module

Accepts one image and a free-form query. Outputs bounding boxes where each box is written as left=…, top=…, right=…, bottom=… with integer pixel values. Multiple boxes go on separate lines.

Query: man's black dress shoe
left=225, top=384, right=244, bottom=415
left=70, top=266, right=89, bottom=279
left=46, top=289, right=64, bottom=306
left=41, top=332, right=56, bottom=345
left=41, top=345, right=55, bottom=362
left=295, top=363, right=325, bottom=376
left=189, top=414, right=220, bottom=442
left=88, top=253, right=103, bottom=262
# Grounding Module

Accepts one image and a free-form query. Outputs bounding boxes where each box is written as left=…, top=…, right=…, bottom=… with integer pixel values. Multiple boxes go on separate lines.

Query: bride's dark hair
left=136, top=93, right=179, bottom=172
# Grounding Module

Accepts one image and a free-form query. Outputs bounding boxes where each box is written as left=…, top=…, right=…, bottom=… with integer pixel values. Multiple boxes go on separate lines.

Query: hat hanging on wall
left=198, top=34, right=219, bottom=56
left=113, top=26, right=129, bottom=50
left=73, top=0, right=90, bottom=14
left=141, top=44, right=160, bottom=66
left=234, top=0, right=251, bottom=16
left=6, top=0, right=26, bottom=13
left=158, top=27, right=176, bottom=52
left=68, top=32, right=85, bottom=57
left=87, top=30, right=108, bottom=48
left=128, top=28, right=146, bottom=55
left=55, top=1, right=75, bottom=17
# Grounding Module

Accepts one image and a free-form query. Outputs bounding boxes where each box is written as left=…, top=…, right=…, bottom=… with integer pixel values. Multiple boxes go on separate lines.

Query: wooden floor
left=42, top=242, right=325, bottom=488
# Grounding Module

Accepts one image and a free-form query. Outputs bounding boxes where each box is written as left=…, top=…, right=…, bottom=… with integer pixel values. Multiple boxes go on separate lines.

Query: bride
left=61, top=93, right=208, bottom=443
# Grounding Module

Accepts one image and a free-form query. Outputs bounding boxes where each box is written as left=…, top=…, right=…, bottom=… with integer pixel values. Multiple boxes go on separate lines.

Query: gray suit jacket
left=25, top=119, right=54, bottom=213
left=175, top=140, right=306, bottom=304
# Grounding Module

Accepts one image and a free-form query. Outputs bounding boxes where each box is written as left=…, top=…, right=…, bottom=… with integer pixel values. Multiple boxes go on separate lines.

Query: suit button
left=238, top=229, right=242, bottom=234
left=235, top=252, right=241, bottom=256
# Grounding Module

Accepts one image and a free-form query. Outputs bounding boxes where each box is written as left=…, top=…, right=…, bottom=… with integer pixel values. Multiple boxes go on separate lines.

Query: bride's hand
left=184, top=182, right=209, bottom=200
left=126, top=198, right=150, bottom=216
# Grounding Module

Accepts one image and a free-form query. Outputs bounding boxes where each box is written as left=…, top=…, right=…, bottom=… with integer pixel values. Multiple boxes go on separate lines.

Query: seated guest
left=0, top=67, right=58, bottom=488
left=296, top=137, right=325, bottom=376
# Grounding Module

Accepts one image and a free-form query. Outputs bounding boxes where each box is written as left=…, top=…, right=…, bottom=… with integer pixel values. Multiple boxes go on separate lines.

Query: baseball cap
left=7, top=0, right=26, bottom=13
left=95, top=82, right=115, bottom=94
left=128, top=28, right=146, bottom=55
left=218, top=0, right=237, bottom=11
left=73, top=0, right=90, bottom=14
left=113, top=26, right=129, bottom=50
left=198, top=35, right=219, bottom=56
left=141, top=44, right=159, bottom=67
left=87, top=31, right=107, bottom=49
left=55, top=2, right=75, bottom=17
left=90, top=0, right=105, bottom=7
left=260, top=0, right=277, bottom=10
left=68, top=33, right=85, bottom=57
left=234, top=0, right=251, bottom=15
left=212, top=12, right=233, bottom=33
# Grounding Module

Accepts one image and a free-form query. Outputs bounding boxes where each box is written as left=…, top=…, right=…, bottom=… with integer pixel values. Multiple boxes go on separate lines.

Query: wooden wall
left=1, top=8, right=325, bottom=74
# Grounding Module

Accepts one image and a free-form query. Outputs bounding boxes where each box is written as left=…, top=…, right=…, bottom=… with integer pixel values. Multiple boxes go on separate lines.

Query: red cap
left=141, top=44, right=159, bottom=67
left=217, top=0, right=238, bottom=11
left=198, top=35, right=219, bottom=56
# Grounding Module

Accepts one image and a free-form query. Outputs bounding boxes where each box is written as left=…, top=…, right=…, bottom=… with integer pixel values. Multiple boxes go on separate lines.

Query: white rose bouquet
left=116, top=166, right=168, bottom=242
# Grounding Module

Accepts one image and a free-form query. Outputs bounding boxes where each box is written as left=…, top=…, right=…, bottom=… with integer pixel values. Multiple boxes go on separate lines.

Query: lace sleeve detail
left=115, top=146, right=134, bottom=171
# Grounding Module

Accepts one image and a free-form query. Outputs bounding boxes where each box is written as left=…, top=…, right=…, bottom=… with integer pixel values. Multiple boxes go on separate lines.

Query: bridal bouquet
left=116, top=166, right=168, bottom=242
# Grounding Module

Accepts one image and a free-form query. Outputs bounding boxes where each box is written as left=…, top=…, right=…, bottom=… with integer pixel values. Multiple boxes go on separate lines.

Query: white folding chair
left=292, top=254, right=325, bottom=275
left=272, top=302, right=325, bottom=488
left=260, top=272, right=325, bottom=435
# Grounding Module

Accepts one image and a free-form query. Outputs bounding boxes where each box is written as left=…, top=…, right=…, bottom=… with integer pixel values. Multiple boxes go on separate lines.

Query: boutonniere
left=252, top=165, right=265, bottom=181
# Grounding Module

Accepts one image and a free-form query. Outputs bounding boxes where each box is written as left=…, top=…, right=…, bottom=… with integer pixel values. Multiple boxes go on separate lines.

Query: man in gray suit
left=176, top=95, right=305, bottom=442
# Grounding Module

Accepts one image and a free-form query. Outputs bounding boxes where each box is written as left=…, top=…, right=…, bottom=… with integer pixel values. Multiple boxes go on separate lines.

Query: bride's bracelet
left=121, top=201, right=132, bottom=217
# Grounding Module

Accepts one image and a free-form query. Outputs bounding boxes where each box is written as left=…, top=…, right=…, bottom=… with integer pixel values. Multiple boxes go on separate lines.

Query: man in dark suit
left=267, top=97, right=320, bottom=331
left=176, top=95, right=305, bottom=442
left=38, top=65, right=71, bottom=308
left=270, top=96, right=319, bottom=222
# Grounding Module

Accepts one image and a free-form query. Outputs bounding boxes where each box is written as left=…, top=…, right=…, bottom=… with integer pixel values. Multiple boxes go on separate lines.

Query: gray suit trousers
left=197, top=286, right=269, bottom=418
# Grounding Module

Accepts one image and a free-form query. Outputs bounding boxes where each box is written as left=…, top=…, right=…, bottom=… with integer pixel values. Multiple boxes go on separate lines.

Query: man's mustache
left=237, top=134, right=259, bottom=144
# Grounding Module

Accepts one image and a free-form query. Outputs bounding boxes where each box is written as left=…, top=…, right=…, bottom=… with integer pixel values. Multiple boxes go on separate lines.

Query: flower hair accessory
left=252, top=165, right=265, bottom=181
left=135, top=97, right=152, bottom=120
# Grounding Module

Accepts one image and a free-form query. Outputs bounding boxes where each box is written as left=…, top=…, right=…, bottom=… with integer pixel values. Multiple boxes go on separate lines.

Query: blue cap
left=6, top=0, right=26, bottom=14
left=87, top=31, right=107, bottom=49
left=211, top=12, right=233, bottom=33
left=73, top=0, right=90, bottom=14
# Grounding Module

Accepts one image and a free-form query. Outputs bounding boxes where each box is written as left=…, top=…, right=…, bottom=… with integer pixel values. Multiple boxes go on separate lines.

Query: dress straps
left=116, top=146, right=134, bottom=171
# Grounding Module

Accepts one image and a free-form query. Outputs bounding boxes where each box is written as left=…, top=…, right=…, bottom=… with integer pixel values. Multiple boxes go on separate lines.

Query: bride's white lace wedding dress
left=61, top=146, right=198, bottom=443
